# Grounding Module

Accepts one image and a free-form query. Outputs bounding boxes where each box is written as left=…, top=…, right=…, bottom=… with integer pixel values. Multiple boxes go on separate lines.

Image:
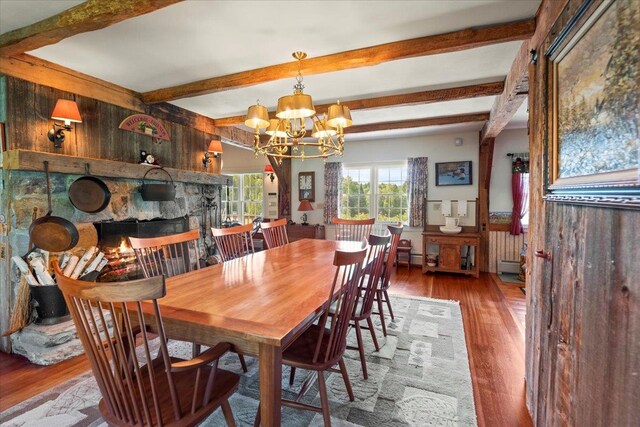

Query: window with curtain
left=221, top=173, right=263, bottom=224
left=340, top=163, right=408, bottom=223
left=510, top=153, right=530, bottom=234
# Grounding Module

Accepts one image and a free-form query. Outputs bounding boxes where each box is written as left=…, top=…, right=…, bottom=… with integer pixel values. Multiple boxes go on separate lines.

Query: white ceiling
left=1, top=0, right=540, bottom=138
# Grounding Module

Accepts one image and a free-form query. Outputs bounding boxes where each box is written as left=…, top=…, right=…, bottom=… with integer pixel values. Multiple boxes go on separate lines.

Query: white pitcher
left=444, top=217, right=459, bottom=229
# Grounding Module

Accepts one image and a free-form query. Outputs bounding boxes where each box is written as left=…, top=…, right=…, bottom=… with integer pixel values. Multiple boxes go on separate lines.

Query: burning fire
left=118, top=237, right=133, bottom=254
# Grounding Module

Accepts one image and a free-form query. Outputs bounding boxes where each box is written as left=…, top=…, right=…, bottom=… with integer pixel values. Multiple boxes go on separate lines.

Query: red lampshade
left=298, top=200, right=313, bottom=211
left=51, top=99, right=82, bottom=124
left=207, top=138, right=223, bottom=154
left=264, top=164, right=274, bottom=173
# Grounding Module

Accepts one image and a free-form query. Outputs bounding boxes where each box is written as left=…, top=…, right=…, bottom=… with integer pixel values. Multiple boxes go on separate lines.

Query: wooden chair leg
left=317, top=371, right=332, bottom=427
left=338, top=357, right=354, bottom=402
left=354, top=322, right=368, bottom=380
left=376, top=292, right=388, bottom=337
left=289, top=366, right=296, bottom=386
left=238, top=353, right=248, bottom=372
left=384, top=290, right=394, bottom=320
left=221, top=400, right=236, bottom=427
left=192, top=343, right=201, bottom=358
left=253, top=403, right=261, bottom=427
left=366, top=317, right=380, bottom=351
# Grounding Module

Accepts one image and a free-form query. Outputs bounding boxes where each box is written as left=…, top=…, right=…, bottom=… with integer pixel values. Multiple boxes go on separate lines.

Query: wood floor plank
left=0, top=270, right=531, bottom=426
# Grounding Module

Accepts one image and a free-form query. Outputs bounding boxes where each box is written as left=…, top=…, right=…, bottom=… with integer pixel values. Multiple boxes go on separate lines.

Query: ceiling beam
left=214, top=81, right=504, bottom=127
left=0, top=0, right=183, bottom=58
left=344, top=112, right=489, bottom=134
left=480, top=42, right=529, bottom=141
left=481, top=0, right=570, bottom=142
left=142, top=19, right=535, bottom=104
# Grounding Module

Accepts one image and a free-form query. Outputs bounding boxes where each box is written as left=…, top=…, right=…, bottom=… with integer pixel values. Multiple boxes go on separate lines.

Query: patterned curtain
left=324, top=162, right=342, bottom=224
left=408, top=157, right=428, bottom=227
left=510, top=153, right=530, bottom=235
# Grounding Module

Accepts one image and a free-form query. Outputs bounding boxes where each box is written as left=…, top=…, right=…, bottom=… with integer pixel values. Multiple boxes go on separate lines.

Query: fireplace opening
left=94, top=216, right=189, bottom=281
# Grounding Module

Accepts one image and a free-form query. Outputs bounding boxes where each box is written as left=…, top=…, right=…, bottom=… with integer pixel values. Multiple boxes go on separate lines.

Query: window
left=341, top=163, right=408, bottom=224
left=221, top=173, right=263, bottom=224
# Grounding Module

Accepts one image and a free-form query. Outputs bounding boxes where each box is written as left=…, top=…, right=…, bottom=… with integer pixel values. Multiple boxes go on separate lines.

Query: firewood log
left=83, top=252, right=104, bottom=275
left=27, top=252, right=55, bottom=286
left=71, top=247, right=97, bottom=279
left=95, top=258, right=109, bottom=273
left=11, top=256, right=40, bottom=287
left=59, top=252, right=70, bottom=270
left=63, top=256, right=79, bottom=277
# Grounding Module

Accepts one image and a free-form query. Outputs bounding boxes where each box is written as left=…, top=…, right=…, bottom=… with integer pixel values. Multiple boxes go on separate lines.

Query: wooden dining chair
left=129, top=229, right=248, bottom=372
left=374, top=224, right=404, bottom=336
left=348, top=233, right=390, bottom=379
left=129, top=229, right=202, bottom=279
left=332, top=217, right=375, bottom=242
left=211, top=223, right=255, bottom=261
left=55, top=265, right=240, bottom=427
left=260, top=218, right=289, bottom=249
left=254, top=246, right=367, bottom=427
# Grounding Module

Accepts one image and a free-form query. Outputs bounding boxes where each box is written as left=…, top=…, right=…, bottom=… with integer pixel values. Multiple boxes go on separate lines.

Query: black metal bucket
left=30, top=285, right=70, bottom=325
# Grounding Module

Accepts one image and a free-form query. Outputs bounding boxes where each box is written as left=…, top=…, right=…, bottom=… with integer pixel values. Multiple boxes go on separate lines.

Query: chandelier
left=244, top=51, right=353, bottom=163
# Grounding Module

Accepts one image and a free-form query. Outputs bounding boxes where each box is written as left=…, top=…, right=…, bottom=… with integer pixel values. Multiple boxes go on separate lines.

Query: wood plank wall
left=3, top=76, right=221, bottom=173
left=488, top=230, right=526, bottom=273
left=526, top=0, right=640, bottom=424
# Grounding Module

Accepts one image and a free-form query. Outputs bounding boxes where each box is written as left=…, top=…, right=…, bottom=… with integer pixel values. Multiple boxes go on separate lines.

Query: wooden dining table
left=151, top=238, right=365, bottom=427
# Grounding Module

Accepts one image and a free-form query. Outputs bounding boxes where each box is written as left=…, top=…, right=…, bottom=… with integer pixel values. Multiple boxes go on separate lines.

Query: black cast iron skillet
left=68, top=163, right=111, bottom=213
left=29, top=161, right=79, bottom=252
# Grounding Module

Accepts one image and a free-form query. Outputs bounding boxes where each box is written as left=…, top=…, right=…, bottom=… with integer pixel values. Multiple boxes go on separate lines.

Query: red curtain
left=510, top=172, right=528, bottom=235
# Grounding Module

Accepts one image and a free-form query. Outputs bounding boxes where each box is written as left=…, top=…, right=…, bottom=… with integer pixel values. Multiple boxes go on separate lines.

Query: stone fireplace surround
left=3, top=167, right=223, bottom=363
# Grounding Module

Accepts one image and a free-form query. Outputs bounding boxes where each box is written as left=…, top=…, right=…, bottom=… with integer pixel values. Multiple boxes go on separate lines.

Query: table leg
left=259, top=342, right=282, bottom=426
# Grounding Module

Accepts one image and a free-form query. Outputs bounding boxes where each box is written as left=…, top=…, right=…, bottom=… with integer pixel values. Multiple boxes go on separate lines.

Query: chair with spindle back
left=374, top=224, right=403, bottom=336
left=55, top=265, right=240, bottom=427
left=254, top=246, right=368, bottom=427
left=348, top=233, right=390, bottom=379
left=259, top=218, right=289, bottom=249
left=129, top=229, right=248, bottom=372
left=211, top=223, right=255, bottom=261
left=129, top=230, right=202, bottom=279
left=332, top=217, right=375, bottom=242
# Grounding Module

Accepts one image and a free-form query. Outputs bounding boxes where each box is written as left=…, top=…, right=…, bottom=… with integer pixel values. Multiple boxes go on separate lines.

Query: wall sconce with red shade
left=264, top=164, right=275, bottom=182
left=203, top=137, right=223, bottom=168
left=48, top=99, right=82, bottom=148
left=297, top=199, right=313, bottom=225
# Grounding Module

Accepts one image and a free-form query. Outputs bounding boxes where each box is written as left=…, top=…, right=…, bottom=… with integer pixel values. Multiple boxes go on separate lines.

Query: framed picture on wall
left=298, top=171, right=315, bottom=201
left=544, top=0, right=640, bottom=208
left=435, top=161, right=472, bottom=186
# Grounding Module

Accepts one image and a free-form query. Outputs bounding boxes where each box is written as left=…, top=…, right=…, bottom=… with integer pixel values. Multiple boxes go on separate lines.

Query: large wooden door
left=525, top=0, right=640, bottom=424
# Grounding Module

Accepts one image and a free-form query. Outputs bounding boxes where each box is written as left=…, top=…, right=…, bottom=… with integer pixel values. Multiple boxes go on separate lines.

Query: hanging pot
left=139, top=167, right=176, bottom=201
left=29, top=161, right=80, bottom=252
left=68, top=163, right=111, bottom=213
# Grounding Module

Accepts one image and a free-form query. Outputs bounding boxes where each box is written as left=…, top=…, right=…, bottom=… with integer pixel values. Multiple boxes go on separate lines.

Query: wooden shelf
left=2, top=150, right=230, bottom=185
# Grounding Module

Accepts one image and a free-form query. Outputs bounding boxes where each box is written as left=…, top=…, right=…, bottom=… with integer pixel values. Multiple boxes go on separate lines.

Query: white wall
left=490, top=128, right=529, bottom=212
left=291, top=131, right=480, bottom=251
left=220, top=142, right=268, bottom=174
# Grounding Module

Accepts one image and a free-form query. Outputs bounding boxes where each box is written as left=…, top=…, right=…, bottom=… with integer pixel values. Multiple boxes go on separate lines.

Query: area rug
left=0, top=295, right=476, bottom=426
left=498, top=273, right=526, bottom=286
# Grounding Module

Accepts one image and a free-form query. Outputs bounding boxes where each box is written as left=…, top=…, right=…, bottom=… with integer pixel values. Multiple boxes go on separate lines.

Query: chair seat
left=100, top=356, right=240, bottom=427
left=283, top=324, right=342, bottom=370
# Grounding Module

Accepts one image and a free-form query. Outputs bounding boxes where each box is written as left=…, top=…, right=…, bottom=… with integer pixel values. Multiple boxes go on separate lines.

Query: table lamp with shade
left=297, top=200, right=313, bottom=225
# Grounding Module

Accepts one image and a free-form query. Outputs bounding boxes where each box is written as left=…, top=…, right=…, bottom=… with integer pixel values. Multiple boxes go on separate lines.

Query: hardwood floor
left=0, top=268, right=532, bottom=426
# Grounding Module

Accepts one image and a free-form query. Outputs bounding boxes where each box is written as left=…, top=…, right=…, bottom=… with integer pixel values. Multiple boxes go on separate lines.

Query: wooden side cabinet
left=286, top=224, right=325, bottom=242
left=422, top=232, right=480, bottom=278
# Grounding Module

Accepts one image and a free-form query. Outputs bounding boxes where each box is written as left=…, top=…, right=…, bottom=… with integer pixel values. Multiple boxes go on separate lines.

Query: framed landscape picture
left=545, top=0, right=640, bottom=208
left=435, top=161, right=472, bottom=186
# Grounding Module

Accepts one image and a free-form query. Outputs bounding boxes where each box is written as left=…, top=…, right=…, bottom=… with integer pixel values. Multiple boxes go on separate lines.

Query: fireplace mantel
left=2, top=149, right=230, bottom=185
